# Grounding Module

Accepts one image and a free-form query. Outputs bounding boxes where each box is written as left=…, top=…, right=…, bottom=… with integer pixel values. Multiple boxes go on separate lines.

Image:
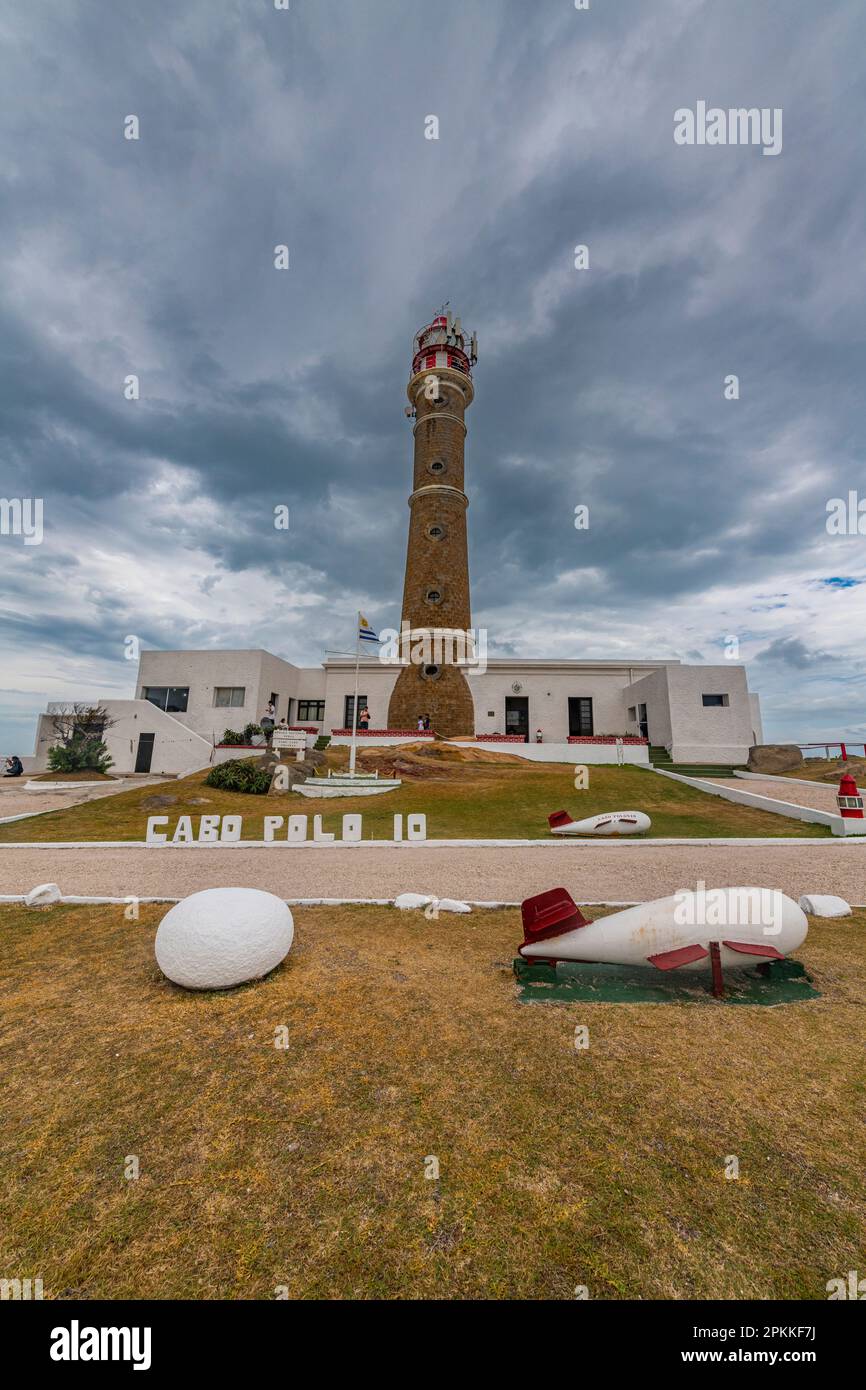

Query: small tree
left=47, top=704, right=115, bottom=774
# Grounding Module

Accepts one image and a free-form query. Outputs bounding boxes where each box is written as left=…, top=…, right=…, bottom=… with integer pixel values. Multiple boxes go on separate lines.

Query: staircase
left=648, top=745, right=744, bottom=778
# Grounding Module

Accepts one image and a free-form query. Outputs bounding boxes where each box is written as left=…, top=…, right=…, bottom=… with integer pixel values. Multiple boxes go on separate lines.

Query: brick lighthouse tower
left=387, top=311, right=478, bottom=737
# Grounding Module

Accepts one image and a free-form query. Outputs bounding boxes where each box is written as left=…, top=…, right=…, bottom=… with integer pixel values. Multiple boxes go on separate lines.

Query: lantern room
left=411, top=311, right=478, bottom=380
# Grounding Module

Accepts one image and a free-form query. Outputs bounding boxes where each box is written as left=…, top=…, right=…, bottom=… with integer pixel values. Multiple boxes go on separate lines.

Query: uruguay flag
left=358, top=613, right=379, bottom=643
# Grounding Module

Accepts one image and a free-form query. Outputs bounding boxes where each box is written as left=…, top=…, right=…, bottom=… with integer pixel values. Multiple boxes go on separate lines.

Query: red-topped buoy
left=837, top=773, right=864, bottom=818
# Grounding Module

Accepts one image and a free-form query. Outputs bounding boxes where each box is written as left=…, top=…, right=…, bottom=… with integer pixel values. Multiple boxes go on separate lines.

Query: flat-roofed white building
left=31, top=647, right=762, bottom=775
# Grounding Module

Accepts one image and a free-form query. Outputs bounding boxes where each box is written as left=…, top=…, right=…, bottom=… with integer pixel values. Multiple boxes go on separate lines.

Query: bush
left=47, top=738, right=113, bottom=774
left=220, top=729, right=246, bottom=746
left=204, top=758, right=271, bottom=795
left=243, top=723, right=264, bottom=742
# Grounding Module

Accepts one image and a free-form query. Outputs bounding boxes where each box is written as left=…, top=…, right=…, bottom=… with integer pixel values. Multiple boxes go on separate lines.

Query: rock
left=394, top=892, right=436, bottom=910
left=393, top=893, right=472, bottom=914
left=154, top=887, right=294, bottom=990
left=304, top=749, right=327, bottom=768
left=747, top=744, right=804, bottom=774
left=24, top=882, right=62, bottom=908
left=141, top=794, right=178, bottom=810
left=798, top=894, right=852, bottom=918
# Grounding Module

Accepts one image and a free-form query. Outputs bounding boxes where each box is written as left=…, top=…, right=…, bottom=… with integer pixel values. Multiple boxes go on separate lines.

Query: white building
left=31, top=647, right=762, bottom=775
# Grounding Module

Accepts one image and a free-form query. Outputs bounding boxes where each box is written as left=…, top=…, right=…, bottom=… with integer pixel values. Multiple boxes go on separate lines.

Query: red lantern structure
left=837, top=773, right=864, bottom=819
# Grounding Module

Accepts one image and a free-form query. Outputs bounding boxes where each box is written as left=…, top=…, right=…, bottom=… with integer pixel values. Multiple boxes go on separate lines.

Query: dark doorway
left=505, top=696, right=529, bottom=742
left=638, top=703, right=648, bottom=739
left=568, top=697, right=594, bottom=737
left=134, top=733, right=155, bottom=773
left=345, top=695, right=368, bottom=729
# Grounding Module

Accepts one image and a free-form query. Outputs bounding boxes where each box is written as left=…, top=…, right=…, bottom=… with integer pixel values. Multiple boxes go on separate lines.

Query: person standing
left=260, top=702, right=276, bottom=743
left=359, top=705, right=371, bottom=731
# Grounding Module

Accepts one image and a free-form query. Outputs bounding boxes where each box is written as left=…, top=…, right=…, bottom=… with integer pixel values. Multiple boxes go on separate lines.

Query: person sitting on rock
left=3, top=755, right=23, bottom=777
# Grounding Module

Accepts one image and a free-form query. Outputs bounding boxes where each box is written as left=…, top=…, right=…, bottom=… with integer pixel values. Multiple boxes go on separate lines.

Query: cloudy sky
left=1, top=0, right=865, bottom=755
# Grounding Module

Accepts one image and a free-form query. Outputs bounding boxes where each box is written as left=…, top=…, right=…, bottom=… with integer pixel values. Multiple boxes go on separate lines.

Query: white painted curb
left=4, top=834, right=866, bottom=849
left=0, top=894, right=643, bottom=908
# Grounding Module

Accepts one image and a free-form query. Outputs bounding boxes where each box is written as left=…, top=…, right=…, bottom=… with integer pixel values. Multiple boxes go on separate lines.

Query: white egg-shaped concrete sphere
left=155, top=887, right=294, bottom=991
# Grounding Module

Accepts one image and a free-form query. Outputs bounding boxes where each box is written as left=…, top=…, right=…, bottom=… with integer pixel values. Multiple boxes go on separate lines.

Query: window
left=214, top=687, right=246, bottom=708
left=702, top=694, right=729, bottom=707
left=143, top=686, right=189, bottom=713
left=344, top=695, right=368, bottom=728
left=627, top=706, right=636, bottom=721
left=297, top=700, right=325, bottom=722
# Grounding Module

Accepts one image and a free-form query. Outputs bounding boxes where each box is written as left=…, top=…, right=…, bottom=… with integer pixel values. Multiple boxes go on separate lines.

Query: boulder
left=155, top=887, right=294, bottom=990
left=747, top=744, right=804, bottom=774
left=24, top=882, right=62, bottom=908
left=798, top=894, right=852, bottom=918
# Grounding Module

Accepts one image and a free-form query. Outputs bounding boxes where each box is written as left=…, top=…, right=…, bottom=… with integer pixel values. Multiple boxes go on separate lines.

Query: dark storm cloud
left=2, top=0, right=866, bottom=748
left=755, top=637, right=835, bottom=670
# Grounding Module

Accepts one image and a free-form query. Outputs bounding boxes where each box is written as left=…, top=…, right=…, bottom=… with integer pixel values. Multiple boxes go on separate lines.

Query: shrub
left=243, top=723, right=264, bottom=742
left=47, top=738, right=113, bottom=774
left=204, top=758, right=271, bottom=795
left=220, top=729, right=246, bottom=746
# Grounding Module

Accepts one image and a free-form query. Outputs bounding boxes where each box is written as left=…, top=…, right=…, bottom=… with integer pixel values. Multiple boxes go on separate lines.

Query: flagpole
left=349, top=611, right=361, bottom=776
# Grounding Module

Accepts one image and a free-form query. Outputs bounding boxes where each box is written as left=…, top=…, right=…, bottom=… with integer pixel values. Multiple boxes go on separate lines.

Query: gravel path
left=716, top=777, right=840, bottom=813
left=2, top=841, right=864, bottom=903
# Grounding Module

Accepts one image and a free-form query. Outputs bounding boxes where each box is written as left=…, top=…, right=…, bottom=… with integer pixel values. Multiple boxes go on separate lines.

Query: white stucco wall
left=749, top=692, right=764, bottom=746
left=467, top=662, right=673, bottom=741
left=136, top=649, right=325, bottom=742
left=624, top=669, right=672, bottom=747
left=34, top=701, right=213, bottom=776
left=323, top=661, right=400, bottom=731
left=665, top=665, right=755, bottom=763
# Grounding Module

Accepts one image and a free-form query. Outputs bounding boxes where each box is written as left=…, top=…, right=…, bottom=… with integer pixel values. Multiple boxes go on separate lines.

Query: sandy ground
left=1, top=840, right=864, bottom=902
left=0, top=775, right=169, bottom=820
left=716, top=777, right=840, bottom=813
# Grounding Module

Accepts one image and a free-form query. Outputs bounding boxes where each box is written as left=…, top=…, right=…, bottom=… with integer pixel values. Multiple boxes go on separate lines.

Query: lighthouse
left=387, top=312, right=478, bottom=737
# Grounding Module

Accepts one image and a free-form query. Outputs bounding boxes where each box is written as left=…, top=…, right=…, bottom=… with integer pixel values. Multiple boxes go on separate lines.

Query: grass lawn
left=1, top=902, right=863, bottom=1300
left=0, top=757, right=830, bottom=841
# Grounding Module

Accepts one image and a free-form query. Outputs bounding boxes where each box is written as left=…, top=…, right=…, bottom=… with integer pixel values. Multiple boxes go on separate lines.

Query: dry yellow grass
left=1, top=902, right=864, bottom=1300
